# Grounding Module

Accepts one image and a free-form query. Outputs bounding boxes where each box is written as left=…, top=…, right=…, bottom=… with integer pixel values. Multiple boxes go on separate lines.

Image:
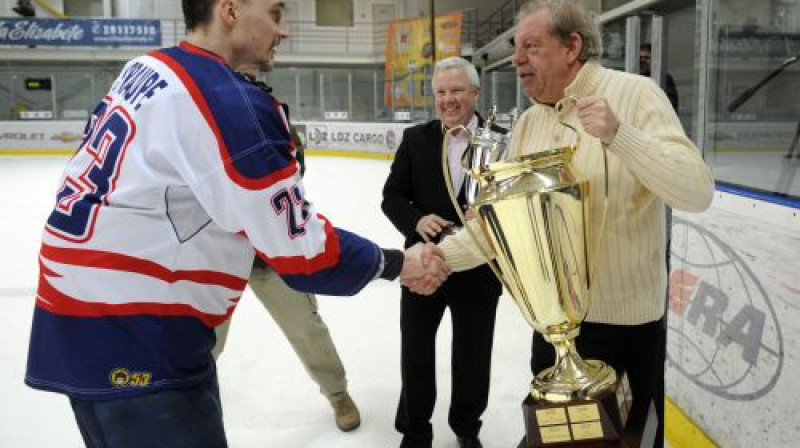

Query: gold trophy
left=443, top=107, right=629, bottom=447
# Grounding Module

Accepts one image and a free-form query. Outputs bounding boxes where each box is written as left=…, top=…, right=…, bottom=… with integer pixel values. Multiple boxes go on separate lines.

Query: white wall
left=109, top=0, right=179, bottom=19
left=64, top=0, right=103, bottom=17
left=292, top=0, right=408, bottom=23
left=154, top=0, right=182, bottom=20
left=0, top=0, right=12, bottom=16
left=404, top=0, right=497, bottom=21
left=112, top=0, right=154, bottom=18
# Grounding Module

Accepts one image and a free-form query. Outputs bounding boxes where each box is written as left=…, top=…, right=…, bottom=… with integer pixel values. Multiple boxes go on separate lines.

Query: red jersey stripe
left=40, top=243, right=248, bottom=291
left=36, top=264, right=237, bottom=327
left=255, top=214, right=341, bottom=275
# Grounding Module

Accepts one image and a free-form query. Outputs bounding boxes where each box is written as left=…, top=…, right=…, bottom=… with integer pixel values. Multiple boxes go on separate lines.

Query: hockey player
left=25, top=1, right=448, bottom=447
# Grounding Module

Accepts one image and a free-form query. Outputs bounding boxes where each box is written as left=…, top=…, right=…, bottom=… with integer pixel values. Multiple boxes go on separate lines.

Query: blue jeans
left=69, top=379, right=227, bottom=448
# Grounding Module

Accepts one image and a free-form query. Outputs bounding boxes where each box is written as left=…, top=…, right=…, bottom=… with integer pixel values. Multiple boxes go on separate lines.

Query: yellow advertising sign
left=384, top=11, right=463, bottom=108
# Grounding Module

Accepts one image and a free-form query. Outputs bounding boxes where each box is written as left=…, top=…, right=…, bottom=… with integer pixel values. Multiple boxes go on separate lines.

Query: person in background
left=25, top=1, right=448, bottom=447
left=212, top=66, right=359, bottom=432
left=382, top=56, right=503, bottom=448
left=640, top=42, right=679, bottom=111
left=437, top=2, right=714, bottom=447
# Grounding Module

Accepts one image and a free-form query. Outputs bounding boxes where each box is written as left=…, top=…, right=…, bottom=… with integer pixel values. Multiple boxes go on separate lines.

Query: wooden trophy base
left=517, top=390, right=630, bottom=448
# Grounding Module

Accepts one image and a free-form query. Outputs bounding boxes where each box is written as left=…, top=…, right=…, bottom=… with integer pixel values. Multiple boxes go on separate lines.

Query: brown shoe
left=330, top=392, right=361, bottom=431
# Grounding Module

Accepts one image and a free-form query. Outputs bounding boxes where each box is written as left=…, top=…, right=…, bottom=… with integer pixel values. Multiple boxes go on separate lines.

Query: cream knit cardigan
left=440, top=60, right=715, bottom=325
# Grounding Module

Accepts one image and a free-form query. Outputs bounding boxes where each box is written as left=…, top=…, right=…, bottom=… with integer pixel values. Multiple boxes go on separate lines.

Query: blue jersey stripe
left=281, top=228, right=381, bottom=296
left=156, top=46, right=296, bottom=187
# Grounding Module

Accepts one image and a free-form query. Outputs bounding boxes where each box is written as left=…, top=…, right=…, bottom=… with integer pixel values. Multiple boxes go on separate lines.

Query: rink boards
left=668, top=190, right=799, bottom=448
left=0, top=120, right=414, bottom=157
left=2, top=120, right=795, bottom=155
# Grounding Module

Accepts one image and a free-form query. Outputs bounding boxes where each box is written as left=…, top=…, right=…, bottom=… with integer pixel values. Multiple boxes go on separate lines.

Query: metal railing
left=1, top=11, right=478, bottom=60
left=476, top=0, right=520, bottom=48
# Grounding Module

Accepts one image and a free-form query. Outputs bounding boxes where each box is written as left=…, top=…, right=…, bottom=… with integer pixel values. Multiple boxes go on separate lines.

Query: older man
left=439, top=1, right=714, bottom=447
left=382, top=57, right=504, bottom=448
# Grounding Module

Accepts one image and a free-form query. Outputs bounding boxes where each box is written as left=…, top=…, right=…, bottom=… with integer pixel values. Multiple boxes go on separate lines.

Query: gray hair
left=432, top=57, right=481, bottom=90
left=516, top=0, right=603, bottom=62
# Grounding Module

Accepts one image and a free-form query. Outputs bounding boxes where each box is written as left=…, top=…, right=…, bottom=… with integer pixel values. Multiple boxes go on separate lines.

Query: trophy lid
left=472, top=145, right=583, bottom=206
left=484, top=146, right=576, bottom=179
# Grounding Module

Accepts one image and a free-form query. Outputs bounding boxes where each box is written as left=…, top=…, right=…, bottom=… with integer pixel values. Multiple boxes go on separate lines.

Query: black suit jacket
left=381, top=115, right=504, bottom=296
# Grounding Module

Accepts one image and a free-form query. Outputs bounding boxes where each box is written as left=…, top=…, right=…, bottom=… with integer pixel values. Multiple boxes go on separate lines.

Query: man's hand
left=415, top=214, right=454, bottom=243
left=575, top=96, right=620, bottom=145
left=400, top=242, right=450, bottom=295
left=463, top=207, right=476, bottom=221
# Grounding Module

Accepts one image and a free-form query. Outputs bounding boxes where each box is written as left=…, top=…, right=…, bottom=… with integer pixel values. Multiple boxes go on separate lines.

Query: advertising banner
left=0, top=121, right=84, bottom=153
left=297, top=121, right=412, bottom=156
left=384, top=12, right=462, bottom=108
left=666, top=193, right=800, bottom=447
left=0, top=121, right=414, bottom=157
left=0, top=18, right=161, bottom=47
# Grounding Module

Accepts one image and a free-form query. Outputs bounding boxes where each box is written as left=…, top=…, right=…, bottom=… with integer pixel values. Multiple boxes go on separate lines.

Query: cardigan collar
left=563, top=59, right=604, bottom=100
left=528, top=59, right=605, bottom=111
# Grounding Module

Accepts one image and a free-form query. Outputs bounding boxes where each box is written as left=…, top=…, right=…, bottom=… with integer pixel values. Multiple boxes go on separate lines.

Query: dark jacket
left=381, top=115, right=504, bottom=296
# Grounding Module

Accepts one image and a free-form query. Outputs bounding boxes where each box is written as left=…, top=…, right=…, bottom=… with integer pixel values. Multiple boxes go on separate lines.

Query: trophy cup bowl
left=470, top=147, right=616, bottom=402
left=443, top=115, right=626, bottom=447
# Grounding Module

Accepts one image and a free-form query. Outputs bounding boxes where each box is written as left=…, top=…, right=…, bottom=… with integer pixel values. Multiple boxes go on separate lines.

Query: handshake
left=399, top=242, right=451, bottom=295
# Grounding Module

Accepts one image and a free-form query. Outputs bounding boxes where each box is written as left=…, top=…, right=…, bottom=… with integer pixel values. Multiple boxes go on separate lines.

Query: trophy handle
left=558, top=117, right=610, bottom=289
left=441, top=125, right=512, bottom=292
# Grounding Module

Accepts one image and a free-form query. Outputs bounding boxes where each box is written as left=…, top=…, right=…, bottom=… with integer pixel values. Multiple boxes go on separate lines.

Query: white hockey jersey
left=26, top=42, right=381, bottom=399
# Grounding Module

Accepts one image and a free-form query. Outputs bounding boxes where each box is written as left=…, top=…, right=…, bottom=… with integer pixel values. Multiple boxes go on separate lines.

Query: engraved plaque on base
left=519, top=373, right=632, bottom=447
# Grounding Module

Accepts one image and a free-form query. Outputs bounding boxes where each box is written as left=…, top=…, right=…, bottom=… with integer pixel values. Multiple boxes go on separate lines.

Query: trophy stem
left=531, top=330, right=617, bottom=402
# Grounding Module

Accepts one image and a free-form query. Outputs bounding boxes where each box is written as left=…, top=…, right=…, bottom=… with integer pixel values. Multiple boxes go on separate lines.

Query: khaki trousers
left=213, top=266, right=347, bottom=400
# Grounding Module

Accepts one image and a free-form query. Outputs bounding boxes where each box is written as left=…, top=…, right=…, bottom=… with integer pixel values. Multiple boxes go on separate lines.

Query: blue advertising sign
left=0, top=18, right=161, bottom=47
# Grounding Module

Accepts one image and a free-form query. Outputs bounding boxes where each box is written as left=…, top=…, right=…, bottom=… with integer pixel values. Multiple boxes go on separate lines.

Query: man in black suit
left=382, top=57, right=503, bottom=448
